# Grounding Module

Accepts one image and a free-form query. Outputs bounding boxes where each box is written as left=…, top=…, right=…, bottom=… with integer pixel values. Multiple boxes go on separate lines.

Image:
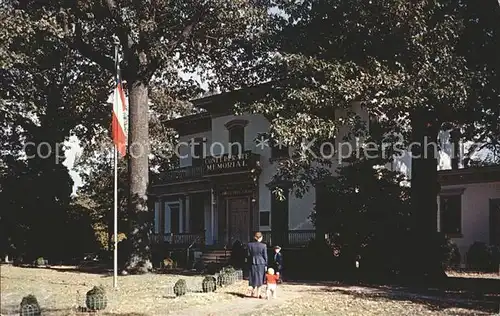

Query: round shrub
left=35, top=257, right=47, bottom=267
left=173, top=279, right=187, bottom=296
left=86, top=285, right=107, bottom=311
left=202, top=276, right=217, bottom=293
left=442, top=240, right=461, bottom=269
left=467, top=242, right=500, bottom=272
left=20, top=294, right=41, bottom=316
left=217, top=266, right=237, bottom=286
left=467, top=242, right=491, bottom=271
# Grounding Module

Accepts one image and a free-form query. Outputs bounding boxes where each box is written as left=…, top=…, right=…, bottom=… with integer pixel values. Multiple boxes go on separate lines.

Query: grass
left=0, top=265, right=243, bottom=315
left=1, top=265, right=498, bottom=315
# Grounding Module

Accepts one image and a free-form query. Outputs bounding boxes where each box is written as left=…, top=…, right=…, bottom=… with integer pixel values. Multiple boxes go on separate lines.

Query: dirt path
left=170, top=286, right=303, bottom=316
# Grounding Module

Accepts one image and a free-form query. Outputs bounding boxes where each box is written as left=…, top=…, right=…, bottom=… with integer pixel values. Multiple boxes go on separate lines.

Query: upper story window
left=191, top=138, right=206, bottom=166
left=225, top=119, right=248, bottom=156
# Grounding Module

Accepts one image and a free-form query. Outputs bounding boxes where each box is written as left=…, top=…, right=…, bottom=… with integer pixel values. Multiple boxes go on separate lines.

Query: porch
left=150, top=229, right=317, bottom=249
left=151, top=151, right=265, bottom=248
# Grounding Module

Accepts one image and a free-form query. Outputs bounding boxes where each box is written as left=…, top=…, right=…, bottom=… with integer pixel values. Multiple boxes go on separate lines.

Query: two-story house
left=149, top=88, right=500, bottom=265
left=149, top=89, right=322, bottom=250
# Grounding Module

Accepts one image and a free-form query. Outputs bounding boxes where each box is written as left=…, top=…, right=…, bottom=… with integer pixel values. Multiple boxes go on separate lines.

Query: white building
left=149, top=89, right=500, bottom=256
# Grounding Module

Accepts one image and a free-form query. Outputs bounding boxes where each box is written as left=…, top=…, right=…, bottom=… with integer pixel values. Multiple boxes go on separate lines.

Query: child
left=265, top=267, right=279, bottom=299
left=272, top=246, right=283, bottom=283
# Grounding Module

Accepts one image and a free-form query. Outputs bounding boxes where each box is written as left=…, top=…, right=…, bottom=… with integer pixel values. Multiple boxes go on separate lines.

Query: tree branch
left=146, top=6, right=210, bottom=78
left=70, top=23, right=115, bottom=72
left=102, top=0, right=134, bottom=61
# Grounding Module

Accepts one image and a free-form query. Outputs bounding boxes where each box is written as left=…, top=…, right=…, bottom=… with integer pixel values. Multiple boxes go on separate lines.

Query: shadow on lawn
left=102, top=313, right=148, bottom=316
left=290, top=276, right=500, bottom=314
left=2, top=305, right=75, bottom=315
left=21, top=265, right=114, bottom=275
left=226, top=291, right=248, bottom=298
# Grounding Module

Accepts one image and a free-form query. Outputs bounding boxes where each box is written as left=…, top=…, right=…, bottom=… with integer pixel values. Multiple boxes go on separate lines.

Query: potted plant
left=85, top=285, right=107, bottom=311
left=202, top=276, right=217, bottom=293
left=20, top=294, right=41, bottom=316
left=173, top=279, right=187, bottom=296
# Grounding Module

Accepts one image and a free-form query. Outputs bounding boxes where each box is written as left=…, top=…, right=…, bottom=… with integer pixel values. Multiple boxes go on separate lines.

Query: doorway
left=490, top=198, right=500, bottom=246
left=227, top=197, right=251, bottom=244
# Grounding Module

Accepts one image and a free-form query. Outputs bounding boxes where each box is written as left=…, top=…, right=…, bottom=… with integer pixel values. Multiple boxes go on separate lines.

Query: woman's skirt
left=249, top=264, right=265, bottom=287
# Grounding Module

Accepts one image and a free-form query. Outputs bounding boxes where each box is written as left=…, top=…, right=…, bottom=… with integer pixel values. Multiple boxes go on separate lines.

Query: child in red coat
left=265, top=267, right=279, bottom=299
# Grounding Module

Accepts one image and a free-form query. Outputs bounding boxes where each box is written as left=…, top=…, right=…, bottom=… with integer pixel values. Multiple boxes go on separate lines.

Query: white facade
left=437, top=170, right=500, bottom=260
left=152, top=96, right=500, bottom=250
left=175, top=113, right=317, bottom=232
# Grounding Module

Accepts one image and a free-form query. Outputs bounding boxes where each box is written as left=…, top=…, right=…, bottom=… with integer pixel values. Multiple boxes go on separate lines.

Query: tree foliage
left=242, top=0, right=500, bottom=189
left=0, top=3, right=110, bottom=260
left=4, top=0, right=274, bottom=270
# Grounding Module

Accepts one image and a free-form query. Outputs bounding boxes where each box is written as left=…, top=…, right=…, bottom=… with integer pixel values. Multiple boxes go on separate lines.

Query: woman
left=247, top=231, right=268, bottom=298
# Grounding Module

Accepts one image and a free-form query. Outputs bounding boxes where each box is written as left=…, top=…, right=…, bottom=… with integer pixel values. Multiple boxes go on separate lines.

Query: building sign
left=221, top=188, right=254, bottom=197
left=204, top=151, right=253, bottom=174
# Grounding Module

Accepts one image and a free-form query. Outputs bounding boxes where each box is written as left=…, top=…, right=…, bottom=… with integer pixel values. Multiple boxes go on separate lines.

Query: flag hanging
left=112, top=77, right=127, bottom=157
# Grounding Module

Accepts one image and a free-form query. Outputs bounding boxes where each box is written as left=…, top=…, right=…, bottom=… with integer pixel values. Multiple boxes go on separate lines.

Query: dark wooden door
left=228, top=197, right=250, bottom=244
left=490, top=199, right=500, bottom=246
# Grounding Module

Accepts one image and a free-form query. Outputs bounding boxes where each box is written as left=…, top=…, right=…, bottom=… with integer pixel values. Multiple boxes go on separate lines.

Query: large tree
left=74, top=87, right=196, bottom=263
left=0, top=5, right=110, bottom=260
left=10, top=0, right=274, bottom=271
left=243, top=0, right=500, bottom=280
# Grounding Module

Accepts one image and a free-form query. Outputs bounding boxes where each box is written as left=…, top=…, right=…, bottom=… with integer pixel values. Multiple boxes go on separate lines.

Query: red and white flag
left=112, top=78, right=127, bottom=157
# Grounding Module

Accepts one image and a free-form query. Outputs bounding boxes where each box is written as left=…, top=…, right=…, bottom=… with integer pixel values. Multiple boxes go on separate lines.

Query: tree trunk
left=125, top=79, right=152, bottom=273
left=409, top=108, right=447, bottom=283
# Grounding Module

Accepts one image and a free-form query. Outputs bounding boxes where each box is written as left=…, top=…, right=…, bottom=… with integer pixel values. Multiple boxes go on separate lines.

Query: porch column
left=211, top=188, right=215, bottom=244
left=154, top=199, right=160, bottom=234
left=185, top=194, right=190, bottom=233
left=179, top=197, right=184, bottom=233
left=164, top=201, right=171, bottom=239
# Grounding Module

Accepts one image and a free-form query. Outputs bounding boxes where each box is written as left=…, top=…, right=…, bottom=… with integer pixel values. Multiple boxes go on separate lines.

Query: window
left=259, top=211, right=270, bottom=227
left=170, top=204, right=180, bottom=234
left=270, top=187, right=289, bottom=246
left=229, top=126, right=244, bottom=156
left=226, top=119, right=248, bottom=156
left=191, top=138, right=205, bottom=166
left=440, top=194, right=462, bottom=235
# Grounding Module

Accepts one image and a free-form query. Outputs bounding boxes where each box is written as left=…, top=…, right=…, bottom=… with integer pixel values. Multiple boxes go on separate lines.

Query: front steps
left=200, top=249, right=232, bottom=264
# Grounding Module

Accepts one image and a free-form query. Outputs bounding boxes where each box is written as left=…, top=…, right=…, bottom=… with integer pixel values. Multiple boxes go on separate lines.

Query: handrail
left=186, top=230, right=205, bottom=269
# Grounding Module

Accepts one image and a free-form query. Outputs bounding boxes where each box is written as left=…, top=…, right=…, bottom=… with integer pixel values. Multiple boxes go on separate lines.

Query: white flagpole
left=113, top=133, right=118, bottom=288
left=113, top=39, right=120, bottom=289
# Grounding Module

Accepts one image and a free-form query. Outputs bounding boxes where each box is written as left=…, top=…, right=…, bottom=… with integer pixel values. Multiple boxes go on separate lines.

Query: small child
left=265, top=267, right=279, bottom=299
left=272, top=246, right=283, bottom=283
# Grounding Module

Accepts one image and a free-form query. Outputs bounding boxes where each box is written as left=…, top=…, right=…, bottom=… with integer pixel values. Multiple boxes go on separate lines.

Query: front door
left=227, top=197, right=250, bottom=244
left=490, top=199, right=500, bottom=246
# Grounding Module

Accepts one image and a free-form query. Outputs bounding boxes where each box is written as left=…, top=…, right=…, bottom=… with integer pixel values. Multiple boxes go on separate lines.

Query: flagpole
left=113, top=39, right=120, bottom=289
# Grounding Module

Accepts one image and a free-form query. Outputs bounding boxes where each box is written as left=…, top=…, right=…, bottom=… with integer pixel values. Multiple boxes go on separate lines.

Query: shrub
left=217, top=265, right=237, bottom=286
left=229, top=240, right=247, bottom=269
left=20, top=294, right=41, bottom=316
left=85, top=285, right=107, bottom=311
left=467, top=242, right=500, bottom=271
left=173, top=279, right=187, bottom=296
left=202, top=276, right=217, bottom=293
left=441, top=239, right=461, bottom=269
left=35, top=257, right=47, bottom=266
